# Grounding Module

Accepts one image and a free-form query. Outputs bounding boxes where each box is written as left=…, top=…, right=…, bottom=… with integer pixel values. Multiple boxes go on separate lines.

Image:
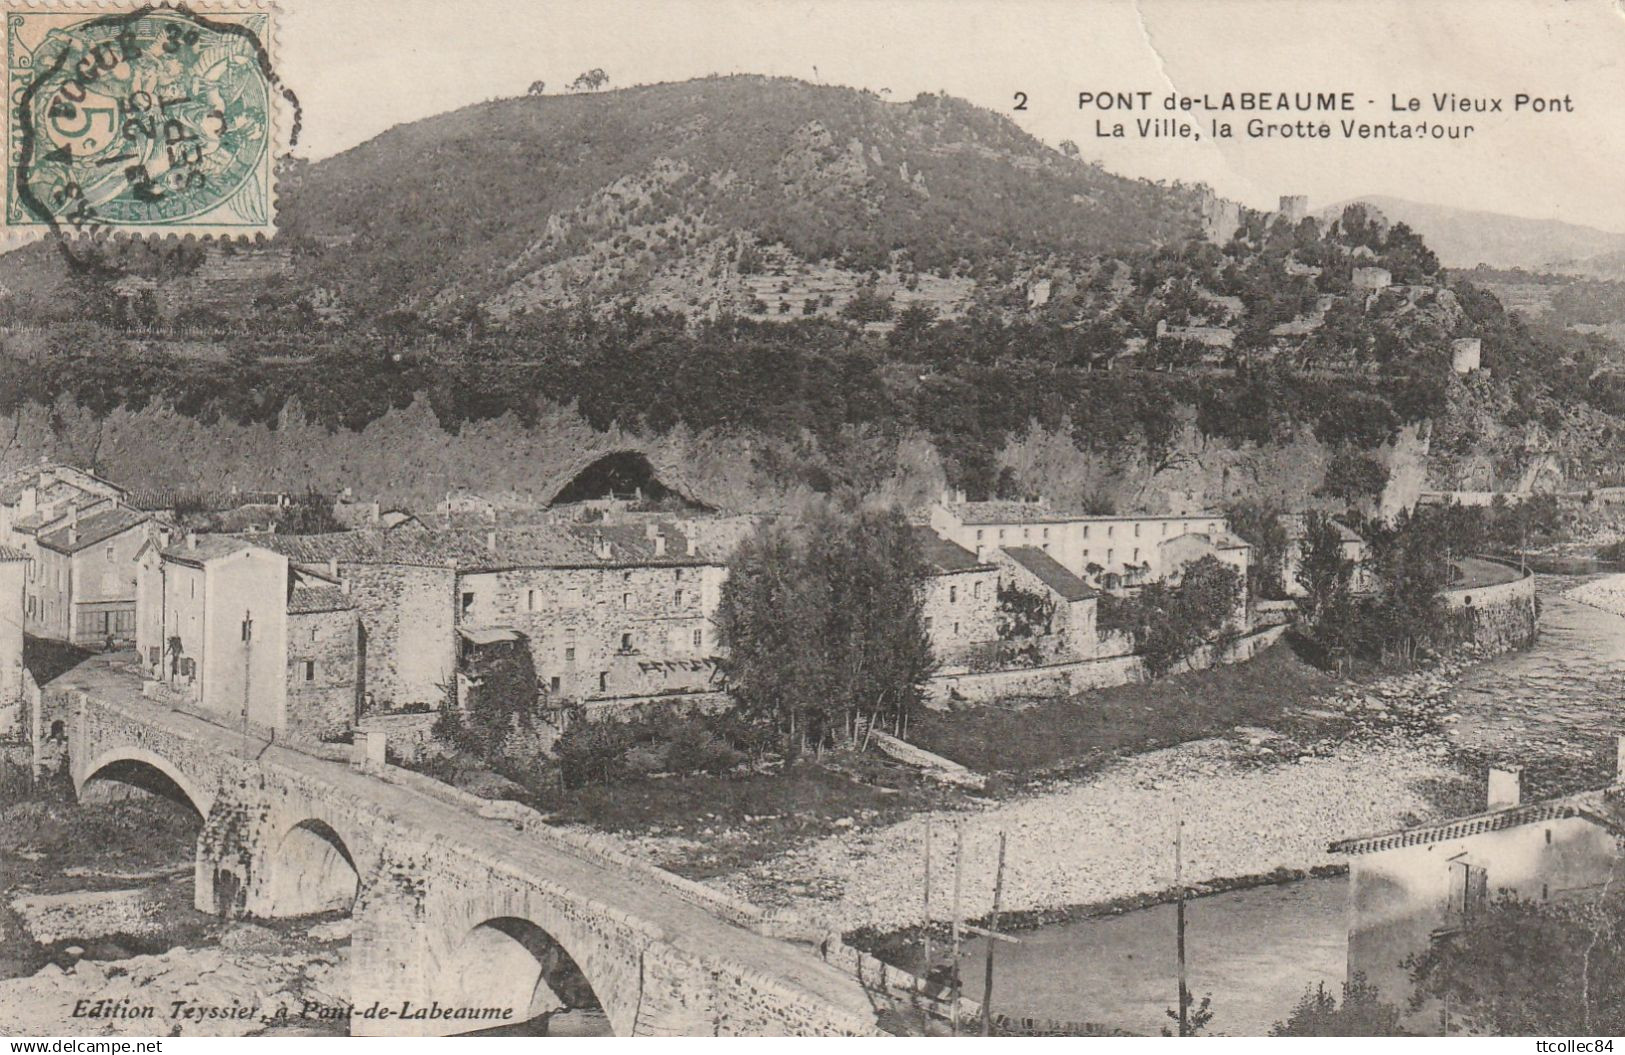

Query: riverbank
left=1564, top=572, right=1625, bottom=619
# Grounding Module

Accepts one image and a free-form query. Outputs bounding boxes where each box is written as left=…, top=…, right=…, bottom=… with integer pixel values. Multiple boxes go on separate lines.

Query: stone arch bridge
left=57, top=675, right=884, bottom=1037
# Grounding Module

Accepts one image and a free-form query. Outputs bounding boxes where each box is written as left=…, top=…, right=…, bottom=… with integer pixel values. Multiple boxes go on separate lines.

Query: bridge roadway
left=49, top=658, right=886, bottom=1037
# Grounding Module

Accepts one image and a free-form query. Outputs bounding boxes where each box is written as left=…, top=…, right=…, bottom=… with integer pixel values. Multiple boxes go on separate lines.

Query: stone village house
left=134, top=535, right=362, bottom=746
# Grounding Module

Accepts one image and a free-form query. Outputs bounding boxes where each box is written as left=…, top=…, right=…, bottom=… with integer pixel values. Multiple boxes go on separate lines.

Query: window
left=526, top=589, right=536, bottom=612
left=1107, top=525, right=1115, bottom=538
left=1042, top=527, right=1049, bottom=539
left=998, top=529, right=1006, bottom=540
left=598, top=671, right=608, bottom=692
left=924, top=616, right=934, bottom=631
left=460, top=591, right=474, bottom=616
left=975, top=529, right=984, bottom=542
left=622, top=592, right=631, bottom=608
left=675, top=568, right=684, bottom=582
left=620, top=632, right=633, bottom=651
left=1083, top=526, right=1090, bottom=539
left=692, top=628, right=703, bottom=649
left=310, top=626, right=317, bottom=642
left=1107, top=548, right=1114, bottom=563
left=949, top=585, right=958, bottom=603
left=1023, top=528, right=1030, bottom=540
left=303, top=661, right=315, bottom=682
left=953, top=622, right=960, bottom=635
left=674, top=588, right=684, bottom=605
left=105, top=545, right=115, bottom=562
left=1162, top=523, right=1169, bottom=536
left=1134, top=523, right=1141, bottom=538
left=1133, top=548, right=1140, bottom=562
left=549, top=676, right=561, bottom=693
left=564, top=645, right=576, bottom=662
left=973, top=580, right=982, bottom=599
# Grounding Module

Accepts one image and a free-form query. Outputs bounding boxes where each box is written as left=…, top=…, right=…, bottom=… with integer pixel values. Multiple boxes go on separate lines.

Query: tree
left=1406, top=892, right=1625, bottom=1035
left=1058, top=139, right=1081, bottom=159
left=1098, top=556, right=1242, bottom=676
left=887, top=302, right=937, bottom=352
left=1271, top=974, right=1404, bottom=1036
left=1225, top=499, right=1289, bottom=600
left=1297, top=511, right=1354, bottom=624
left=527, top=80, right=546, bottom=96
left=716, top=503, right=935, bottom=755
left=569, top=68, right=609, bottom=92
left=1320, top=446, right=1390, bottom=506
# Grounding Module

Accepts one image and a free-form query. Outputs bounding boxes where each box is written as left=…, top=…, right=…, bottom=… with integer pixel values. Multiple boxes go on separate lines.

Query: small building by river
left=1331, top=741, right=1625, bottom=1034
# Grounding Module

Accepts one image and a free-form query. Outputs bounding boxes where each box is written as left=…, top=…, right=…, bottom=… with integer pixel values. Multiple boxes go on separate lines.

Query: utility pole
left=980, top=831, right=1007, bottom=1037
left=1175, top=817, right=1190, bottom=1038
left=920, top=824, right=932, bottom=1002
left=950, top=823, right=964, bottom=1036
left=240, top=609, right=253, bottom=751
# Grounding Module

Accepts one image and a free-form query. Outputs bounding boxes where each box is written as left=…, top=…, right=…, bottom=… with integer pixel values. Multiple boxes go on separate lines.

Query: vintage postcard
left=1, top=0, right=1623, bottom=1043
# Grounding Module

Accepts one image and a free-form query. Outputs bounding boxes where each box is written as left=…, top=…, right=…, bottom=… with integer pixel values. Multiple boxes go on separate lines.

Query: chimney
left=327, top=557, right=338, bottom=578
left=645, top=521, right=660, bottom=540
left=653, top=533, right=666, bottom=557
left=595, top=535, right=612, bottom=560
left=686, top=534, right=697, bottom=557
left=486, top=531, right=497, bottom=552
left=340, top=578, right=351, bottom=597
left=1487, top=765, right=1523, bottom=810
left=68, top=504, right=79, bottom=527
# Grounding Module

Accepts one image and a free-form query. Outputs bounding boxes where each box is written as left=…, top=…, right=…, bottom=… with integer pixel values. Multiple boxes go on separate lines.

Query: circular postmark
left=13, top=5, right=277, bottom=234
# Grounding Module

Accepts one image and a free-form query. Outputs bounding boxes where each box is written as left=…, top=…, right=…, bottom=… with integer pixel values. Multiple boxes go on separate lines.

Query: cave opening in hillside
left=547, top=451, right=707, bottom=510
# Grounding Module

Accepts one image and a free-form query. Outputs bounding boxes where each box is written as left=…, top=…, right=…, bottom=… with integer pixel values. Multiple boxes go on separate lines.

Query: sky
left=278, top=0, right=1625, bottom=232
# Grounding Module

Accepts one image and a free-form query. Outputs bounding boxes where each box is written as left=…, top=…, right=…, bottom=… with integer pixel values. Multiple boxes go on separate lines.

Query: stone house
left=135, top=535, right=361, bottom=745
left=0, top=463, right=127, bottom=545
left=1278, top=513, right=1372, bottom=596
left=1331, top=748, right=1625, bottom=1034
left=31, top=507, right=161, bottom=647
left=912, top=528, right=1000, bottom=666
left=137, top=536, right=291, bottom=734
left=453, top=521, right=726, bottom=710
left=993, top=546, right=1099, bottom=662
left=0, top=545, right=28, bottom=734
left=928, top=493, right=1245, bottom=594
left=245, top=532, right=460, bottom=713
left=285, top=566, right=362, bottom=744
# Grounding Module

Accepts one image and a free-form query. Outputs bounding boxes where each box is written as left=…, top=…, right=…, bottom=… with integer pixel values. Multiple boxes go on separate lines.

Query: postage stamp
left=5, top=2, right=280, bottom=239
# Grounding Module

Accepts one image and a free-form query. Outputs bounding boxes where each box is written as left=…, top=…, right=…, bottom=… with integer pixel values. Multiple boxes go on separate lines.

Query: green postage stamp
left=5, top=2, right=281, bottom=238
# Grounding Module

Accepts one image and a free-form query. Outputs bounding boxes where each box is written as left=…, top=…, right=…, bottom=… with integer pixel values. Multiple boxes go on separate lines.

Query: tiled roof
left=37, top=508, right=151, bottom=554
left=161, top=535, right=279, bottom=567
left=239, top=522, right=717, bottom=572
left=0, top=544, right=30, bottom=562
left=947, top=500, right=1224, bottom=527
left=911, top=527, right=985, bottom=574
left=1330, top=787, right=1625, bottom=856
left=287, top=585, right=352, bottom=614
left=1279, top=513, right=1363, bottom=544
left=1002, top=546, right=1097, bottom=601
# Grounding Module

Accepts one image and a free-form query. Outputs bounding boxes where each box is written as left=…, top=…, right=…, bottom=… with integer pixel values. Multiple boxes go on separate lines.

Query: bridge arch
left=267, top=817, right=362, bottom=916
left=541, top=448, right=708, bottom=510
left=436, top=893, right=647, bottom=1037
left=76, top=746, right=213, bottom=819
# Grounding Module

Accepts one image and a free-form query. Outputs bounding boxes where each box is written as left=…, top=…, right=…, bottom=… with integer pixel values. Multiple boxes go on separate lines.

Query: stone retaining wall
left=1440, top=560, right=1537, bottom=653
left=927, top=624, right=1288, bottom=706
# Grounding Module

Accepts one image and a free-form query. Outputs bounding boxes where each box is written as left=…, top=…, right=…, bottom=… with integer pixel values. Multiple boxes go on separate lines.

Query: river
left=957, top=574, right=1625, bottom=1036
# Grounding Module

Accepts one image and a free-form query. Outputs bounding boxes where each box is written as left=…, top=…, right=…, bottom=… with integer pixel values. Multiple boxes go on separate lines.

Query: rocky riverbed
left=606, top=652, right=1487, bottom=937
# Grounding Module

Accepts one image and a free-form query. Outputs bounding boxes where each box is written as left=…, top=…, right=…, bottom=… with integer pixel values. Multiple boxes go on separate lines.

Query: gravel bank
left=1565, top=573, right=1625, bottom=618
left=708, top=734, right=1458, bottom=935
left=602, top=658, right=1480, bottom=936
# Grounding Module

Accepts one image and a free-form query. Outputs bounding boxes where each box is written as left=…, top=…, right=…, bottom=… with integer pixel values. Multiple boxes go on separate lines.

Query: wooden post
left=1175, top=817, right=1190, bottom=1037
left=981, top=831, right=1007, bottom=1037
left=920, top=824, right=932, bottom=1001
left=950, top=823, right=964, bottom=1036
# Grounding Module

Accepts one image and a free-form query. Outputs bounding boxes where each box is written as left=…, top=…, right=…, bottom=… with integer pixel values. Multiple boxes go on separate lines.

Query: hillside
left=274, top=75, right=1206, bottom=325
left=1321, top=195, right=1625, bottom=276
